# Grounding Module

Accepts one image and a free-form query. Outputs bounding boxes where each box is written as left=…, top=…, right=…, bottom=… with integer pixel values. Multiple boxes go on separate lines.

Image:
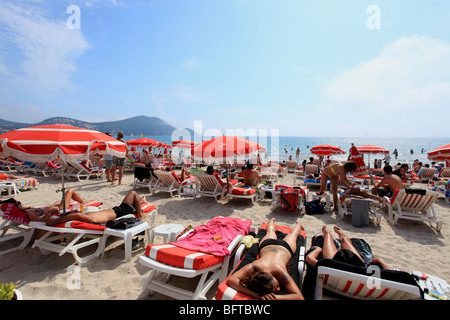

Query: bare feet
left=295, top=220, right=305, bottom=231
left=333, top=226, right=345, bottom=240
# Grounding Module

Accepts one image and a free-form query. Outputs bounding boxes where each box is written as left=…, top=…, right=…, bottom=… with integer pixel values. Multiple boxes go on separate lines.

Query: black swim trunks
left=112, top=202, right=136, bottom=218
left=377, top=188, right=394, bottom=198
left=259, top=238, right=294, bottom=257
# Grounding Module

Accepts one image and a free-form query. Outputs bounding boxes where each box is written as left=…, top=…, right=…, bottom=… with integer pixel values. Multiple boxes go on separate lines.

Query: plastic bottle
left=80, top=200, right=86, bottom=213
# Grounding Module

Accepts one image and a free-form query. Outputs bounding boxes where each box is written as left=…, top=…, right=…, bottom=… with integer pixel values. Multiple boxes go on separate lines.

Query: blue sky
left=0, top=0, right=449, bottom=138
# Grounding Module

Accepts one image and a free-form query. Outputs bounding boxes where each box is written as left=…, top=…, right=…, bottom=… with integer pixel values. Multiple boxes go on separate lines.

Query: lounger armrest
left=227, top=234, right=244, bottom=252
left=233, top=243, right=247, bottom=270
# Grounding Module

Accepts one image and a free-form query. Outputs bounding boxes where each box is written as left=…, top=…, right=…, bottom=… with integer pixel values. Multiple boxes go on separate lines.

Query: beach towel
left=351, top=198, right=370, bottom=227
left=1, top=203, right=30, bottom=225
left=54, top=220, right=106, bottom=231
left=173, top=217, right=251, bottom=256
left=405, top=188, right=426, bottom=195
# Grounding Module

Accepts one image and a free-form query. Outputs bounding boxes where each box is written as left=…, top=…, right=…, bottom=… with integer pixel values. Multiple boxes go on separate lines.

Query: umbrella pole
left=61, top=164, right=66, bottom=215
left=226, top=164, right=229, bottom=196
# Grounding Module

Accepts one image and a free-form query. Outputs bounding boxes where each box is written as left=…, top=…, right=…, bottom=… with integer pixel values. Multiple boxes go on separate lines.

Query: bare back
left=257, top=246, right=292, bottom=271
left=383, top=174, right=404, bottom=192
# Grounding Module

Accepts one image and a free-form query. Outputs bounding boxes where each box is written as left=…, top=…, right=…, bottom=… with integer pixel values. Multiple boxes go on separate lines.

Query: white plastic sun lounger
left=30, top=204, right=157, bottom=264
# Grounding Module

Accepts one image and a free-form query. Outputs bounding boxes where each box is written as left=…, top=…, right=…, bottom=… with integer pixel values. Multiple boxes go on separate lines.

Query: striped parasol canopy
left=172, top=139, right=197, bottom=149
left=157, top=142, right=172, bottom=149
left=126, top=138, right=161, bottom=148
left=310, top=144, right=346, bottom=156
left=356, top=145, right=389, bottom=155
left=192, top=136, right=266, bottom=163
left=427, top=144, right=450, bottom=161
left=0, top=124, right=126, bottom=162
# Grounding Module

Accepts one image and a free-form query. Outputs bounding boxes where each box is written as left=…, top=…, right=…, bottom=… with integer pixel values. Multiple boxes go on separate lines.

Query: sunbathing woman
left=318, top=161, right=358, bottom=211
left=243, top=163, right=262, bottom=186
left=306, top=226, right=392, bottom=270
left=19, top=188, right=86, bottom=222
left=226, top=218, right=305, bottom=300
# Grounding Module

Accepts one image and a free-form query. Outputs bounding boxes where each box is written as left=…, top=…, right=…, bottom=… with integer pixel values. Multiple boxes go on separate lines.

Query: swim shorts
left=112, top=156, right=125, bottom=167
left=377, top=188, right=394, bottom=198
left=112, top=202, right=135, bottom=218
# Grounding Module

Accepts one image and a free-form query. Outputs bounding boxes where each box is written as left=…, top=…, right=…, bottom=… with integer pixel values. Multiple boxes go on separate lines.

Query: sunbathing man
left=306, top=226, right=392, bottom=270
left=44, top=190, right=148, bottom=226
left=371, top=165, right=404, bottom=198
left=226, top=218, right=305, bottom=300
left=318, top=161, right=358, bottom=210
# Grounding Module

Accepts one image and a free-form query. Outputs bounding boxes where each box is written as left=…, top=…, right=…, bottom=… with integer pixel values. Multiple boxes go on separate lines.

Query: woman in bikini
left=226, top=218, right=305, bottom=300
left=243, top=163, right=262, bottom=186
left=318, top=161, right=358, bottom=211
left=306, top=225, right=392, bottom=270
left=19, top=188, right=86, bottom=222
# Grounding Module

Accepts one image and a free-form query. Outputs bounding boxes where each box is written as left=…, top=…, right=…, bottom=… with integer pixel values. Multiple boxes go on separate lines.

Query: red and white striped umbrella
left=356, top=145, right=389, bottom=155
left=192, top=136, right=266, bottom=163
left=157, top=142, right=172, bottom=149
left=356, top=145, right=388, bottom=171
left=172, top=139, right=197, bottom=149
left=0, top=124, right=126, bottom=213
left=310, top=144, right=346, bottom=156
left=0, top=124, right=126, bottom=162
left=348, top=144, right=367, bottom=174
left=126, top=138, right=160, bottom=148
left=427, top=144, right=450, bottom=161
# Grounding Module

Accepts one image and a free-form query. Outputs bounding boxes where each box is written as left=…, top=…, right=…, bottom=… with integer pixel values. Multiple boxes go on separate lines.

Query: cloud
left=313, top=35, right=450, bottom=137
left=0, top=1, right=91, bottom=96
left=84, top=0, right=125, bottom=8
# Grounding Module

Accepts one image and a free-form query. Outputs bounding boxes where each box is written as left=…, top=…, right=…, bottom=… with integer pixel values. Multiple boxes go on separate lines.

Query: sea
left=124, top=135, right=448, bottom=166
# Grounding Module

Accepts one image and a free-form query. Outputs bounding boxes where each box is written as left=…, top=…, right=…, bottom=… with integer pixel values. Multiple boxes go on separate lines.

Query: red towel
left=173, top=217, right=251, bottom=256
left=1, top=203, right=30, bottom=225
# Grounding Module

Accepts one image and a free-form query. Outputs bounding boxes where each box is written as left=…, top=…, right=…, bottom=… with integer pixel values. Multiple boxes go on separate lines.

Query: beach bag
left=280, top=187, right=299, bottom=212
left=304, top=199, right=325, bottom=215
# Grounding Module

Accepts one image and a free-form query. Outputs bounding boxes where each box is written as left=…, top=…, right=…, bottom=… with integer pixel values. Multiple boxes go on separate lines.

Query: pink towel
left=1, top=203, right=30, bottom=225
left=173, top=217, right=251, bottom=256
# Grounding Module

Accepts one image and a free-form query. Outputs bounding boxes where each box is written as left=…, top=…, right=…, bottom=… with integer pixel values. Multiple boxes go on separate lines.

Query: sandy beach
left=1, top=169, right=449, bottom=300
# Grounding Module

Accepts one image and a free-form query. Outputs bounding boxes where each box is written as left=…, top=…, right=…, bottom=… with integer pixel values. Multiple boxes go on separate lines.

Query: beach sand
left=1, top=170, right=449, bottom=300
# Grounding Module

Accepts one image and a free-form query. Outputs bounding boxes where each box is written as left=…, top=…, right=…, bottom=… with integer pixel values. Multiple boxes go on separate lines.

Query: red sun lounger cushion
left=141, top=202, right=156, bottom=214
left=53, top=220, right=106, bottom=231
left=231, top=188, right=257, bottom=196
left=144, top=243, right=224, bottom=270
